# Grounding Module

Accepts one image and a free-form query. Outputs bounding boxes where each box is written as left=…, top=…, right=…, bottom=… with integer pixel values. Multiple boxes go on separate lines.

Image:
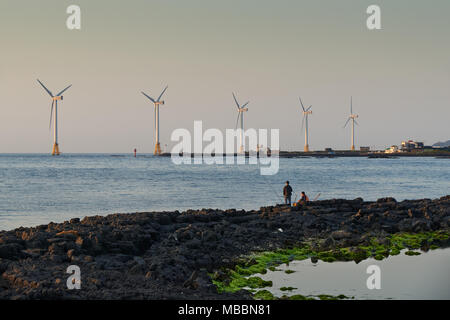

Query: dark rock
left=330, top=230, right=352, bottom=240
left=321, top=237, right=336, bottom=250
left=0, top=195, right=447, bottom=300
left=412, top=219, right=429, bottom=232
left=186, top=239, right=201, bottom=249
left=129, top=264, right=144, bottom=275
left=183, top=270, right=198, bottom=289
left=75, top=236, right=92, bottom=250
left=377, top=197, right=397, bottom=203
left=158, top=215, right=172, bottom=225
left=0, top=243, right=23, bottom=259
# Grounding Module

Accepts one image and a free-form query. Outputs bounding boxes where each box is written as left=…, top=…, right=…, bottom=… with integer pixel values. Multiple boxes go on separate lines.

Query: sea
left=0, top=154, right=449, bottom=231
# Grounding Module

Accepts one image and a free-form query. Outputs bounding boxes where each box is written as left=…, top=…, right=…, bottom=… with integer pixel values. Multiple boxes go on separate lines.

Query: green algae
left=285, top=294, right=314, bottom=300
left=211, top=274, right=272, bottom=293
left=253, top=290, right=275, bottom=300
left=280, top=293, right=349, bottom=300
left=389, top=231, right=449, bottom=251
left=210, top=230, right=449, bottom=299
left=405, top=250, right=421, bottom=256
left=317, top=294, right=349, bottom=300
left=374, top=254, right=384, bottom=260
left=284, top=269, right=295, bottom=274
left=268, top=266, right=281, bottom=272
left=280, top=286, right=297, bottom=291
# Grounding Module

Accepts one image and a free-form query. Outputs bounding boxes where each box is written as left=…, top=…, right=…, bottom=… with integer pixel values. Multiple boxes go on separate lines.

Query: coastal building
left=385, top=145, right=399, bottom=154
left=401, top=140, right=424, bottom=152
left=360, top=146, right=370, bottom=152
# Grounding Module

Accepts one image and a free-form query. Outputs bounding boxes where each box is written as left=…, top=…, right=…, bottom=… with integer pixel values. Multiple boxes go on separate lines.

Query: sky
left=0, top=0, right=449, bottom=153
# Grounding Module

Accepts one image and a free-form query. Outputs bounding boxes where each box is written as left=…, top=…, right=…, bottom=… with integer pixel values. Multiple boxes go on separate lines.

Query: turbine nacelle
left=52, top=96, right=63, bottom=101
left=155, top=101, right=165, bottom=106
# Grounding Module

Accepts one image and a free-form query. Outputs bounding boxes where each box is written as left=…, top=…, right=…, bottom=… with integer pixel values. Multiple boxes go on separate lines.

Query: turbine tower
left=299, top=97, right=313, bottom=152
left=343, top=96, right=359, bottom=151
left=37, top=79, right=72, bottom=156
left=232, top=92, right=249, bottom=154
left=141, top=86, right=168, bottom=155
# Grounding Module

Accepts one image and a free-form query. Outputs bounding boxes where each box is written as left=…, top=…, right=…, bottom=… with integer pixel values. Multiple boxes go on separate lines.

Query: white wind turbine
left=141, top=86, right=168, bottom=155
left=37, top=79, right=72, bottom=156
left=343, top=96, right=359, bottom=151
left=232, top=92, right=250, bottom=154
left=299, top=97, right=313, bottom=152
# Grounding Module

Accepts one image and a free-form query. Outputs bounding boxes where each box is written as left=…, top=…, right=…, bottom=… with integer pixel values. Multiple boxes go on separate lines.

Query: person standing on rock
left=283, top=181, right=293, bottom=206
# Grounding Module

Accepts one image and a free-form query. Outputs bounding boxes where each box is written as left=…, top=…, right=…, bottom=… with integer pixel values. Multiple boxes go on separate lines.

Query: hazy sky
left=0, top=0, right=449, bottom=153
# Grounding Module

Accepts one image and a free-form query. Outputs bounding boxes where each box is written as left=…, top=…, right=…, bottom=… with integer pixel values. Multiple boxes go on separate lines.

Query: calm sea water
left=253, top=248, right=450, bottom=300
left=0, top=154, right=449, bottom=231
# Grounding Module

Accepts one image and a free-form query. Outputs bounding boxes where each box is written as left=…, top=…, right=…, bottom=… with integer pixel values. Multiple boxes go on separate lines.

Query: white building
left=385, top=145, right=399, bottom=153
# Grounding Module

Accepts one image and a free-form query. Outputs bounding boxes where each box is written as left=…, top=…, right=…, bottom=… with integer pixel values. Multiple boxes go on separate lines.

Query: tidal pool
left=250, top=248, right=450, bottom=300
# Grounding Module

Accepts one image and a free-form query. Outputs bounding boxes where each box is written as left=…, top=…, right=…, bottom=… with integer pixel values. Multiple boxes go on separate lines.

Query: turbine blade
left=49, top=100, right=54, bottom=130
left=241, top=101, right=249, bottom=108
left=306, top=105, right=312, bottom=112
left=235, top=112, right=241, bottom=130
left=141, top=91, right=156, bottom=103
left=350, top=96, right=353, bottom=114
left=299, top=97, right=305, bottom=111
left=56, top=84, right=72, bottom=96
left=37, top=79, right=53, bottom=97
left=157, top=85, right=168, bottom=102
left=232, top=92, right=240, bottom=109
left=354, top=119, right=359, bottom=126
left=343, top=117, right=351, bottom=128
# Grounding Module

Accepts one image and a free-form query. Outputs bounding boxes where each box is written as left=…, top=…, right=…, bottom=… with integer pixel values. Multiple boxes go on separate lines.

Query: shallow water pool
left=252, top=248, right=450, bottom=300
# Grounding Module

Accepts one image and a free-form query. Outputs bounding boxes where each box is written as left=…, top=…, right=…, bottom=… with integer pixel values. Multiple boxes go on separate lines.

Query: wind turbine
left=232, top=92, right=249, bottom=154
left=343, top=96, right=359, bottom=151
left=141, top=86, right=168, bottom=155
left=299, top=97, right=313, bottom=152
left=37, top=79, right=72, bottom=156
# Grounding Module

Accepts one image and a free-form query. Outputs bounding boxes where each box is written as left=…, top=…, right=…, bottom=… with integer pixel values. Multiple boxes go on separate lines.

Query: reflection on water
left=253, top=248, right=450, bottom=300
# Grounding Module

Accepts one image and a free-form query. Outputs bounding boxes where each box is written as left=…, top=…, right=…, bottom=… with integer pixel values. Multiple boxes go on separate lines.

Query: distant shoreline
left=157, top=150, right=450, bottom=158
left=1, top=151, right=449, bottom=158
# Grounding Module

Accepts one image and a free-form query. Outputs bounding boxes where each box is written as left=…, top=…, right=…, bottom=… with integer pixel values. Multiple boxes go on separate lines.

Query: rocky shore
left=1, top=196, right=449, bottom=300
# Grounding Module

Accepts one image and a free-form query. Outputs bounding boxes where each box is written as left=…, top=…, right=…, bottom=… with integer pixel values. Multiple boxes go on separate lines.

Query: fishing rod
left=256, top=165, right=284, bottom=203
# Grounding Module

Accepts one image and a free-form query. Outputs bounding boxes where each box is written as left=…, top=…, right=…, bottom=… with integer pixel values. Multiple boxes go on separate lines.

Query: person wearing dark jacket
left=300, top=192, right=309, bottom=202
left=283, top=181, right=293, bottom=206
